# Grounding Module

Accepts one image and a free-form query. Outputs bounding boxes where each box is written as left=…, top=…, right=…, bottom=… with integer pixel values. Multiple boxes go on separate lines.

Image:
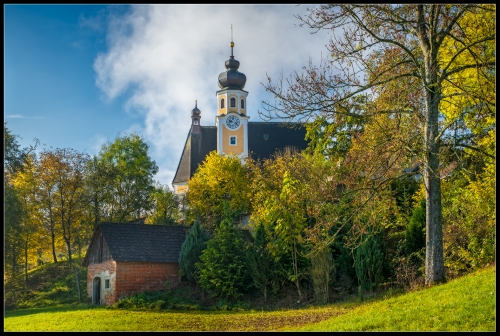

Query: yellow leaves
left=439, top=6, right=496, bottom=134
left=186, top=151, right=251, bottom=229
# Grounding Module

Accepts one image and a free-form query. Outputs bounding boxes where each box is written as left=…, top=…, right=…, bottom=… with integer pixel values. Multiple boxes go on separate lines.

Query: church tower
left=215, top=32, right=249, bottom=159
left=172, top=31, right=309, bottom=197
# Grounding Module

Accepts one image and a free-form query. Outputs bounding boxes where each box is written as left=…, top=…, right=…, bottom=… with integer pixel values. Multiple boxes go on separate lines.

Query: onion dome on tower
left=191, top=100, right=201, bottom=119
left=218, top=40, right=246, bottom=90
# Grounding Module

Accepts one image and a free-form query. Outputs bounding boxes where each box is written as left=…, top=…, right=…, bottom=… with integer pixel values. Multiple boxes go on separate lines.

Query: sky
left=4, top=4, right=332, bottom=186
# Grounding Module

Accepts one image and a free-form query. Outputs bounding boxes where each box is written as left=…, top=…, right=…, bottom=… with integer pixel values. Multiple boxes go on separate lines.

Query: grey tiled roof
left=172, top=122, right=308, bottom=184
left=173, top=127, right=217, bottom=184
left=248, top=122, right=308, bottom=161
left=98, top=223, right=189, bottom=263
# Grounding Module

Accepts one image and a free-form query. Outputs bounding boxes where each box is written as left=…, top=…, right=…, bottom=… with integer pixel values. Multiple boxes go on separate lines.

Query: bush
left=310, top=248, right=335, bottom=304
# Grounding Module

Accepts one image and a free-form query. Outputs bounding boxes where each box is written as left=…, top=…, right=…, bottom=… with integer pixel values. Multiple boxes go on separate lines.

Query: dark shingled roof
left=95, top=223, right=189, bottom=263
left=172, top=122, right=308, bottom=184
left=248, top=122, right=308, bottom=161
left=173, top=127, right=217, bottom=184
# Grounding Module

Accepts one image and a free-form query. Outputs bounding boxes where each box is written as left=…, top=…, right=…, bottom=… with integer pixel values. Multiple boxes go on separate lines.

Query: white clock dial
left=226, top=115, right=240, bottom=129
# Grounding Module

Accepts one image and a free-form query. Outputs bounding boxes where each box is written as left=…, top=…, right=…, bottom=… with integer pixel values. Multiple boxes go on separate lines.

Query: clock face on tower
left=226, top=115, right=240, bottom=129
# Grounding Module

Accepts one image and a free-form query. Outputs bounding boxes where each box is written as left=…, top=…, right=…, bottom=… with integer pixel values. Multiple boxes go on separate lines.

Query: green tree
left=262, top=4, right=495, bottom=285
left=39, top=148, right=89, bottom=301
left=4, top=179, right=24, bottom=279
left=441, top=162, right=495, bottom=276
left=33, top=152, right=64, bottom=263
left=247, top=222, right=274, bottom=302
left=4, top=123, right=38, bottom=278
left=249, top=149, right=342, bottom=301
left=88, top=133, right=158, bottom=222
left=275, top=171, right=308, bottom=301
left=196, top=209, right=250, bottom=301
left=4, top=122, right=37, bottom=176
left=405, top=199, right=426, bottom=257
left=84, top=156, right=119, bottom=228
left=149, top=183, right=180, bottom=225
left=186, top=151, right=251, bottom=233
left=9, top=156, right=44, bottom=289
left=355, top=231, right=385, bottom=299
left=178, top=219, right=211, bottom=283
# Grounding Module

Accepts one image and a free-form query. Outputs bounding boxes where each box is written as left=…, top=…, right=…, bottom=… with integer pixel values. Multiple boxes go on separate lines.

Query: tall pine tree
left=196, top=211, right=250, bottom=301
left=247, top=223, right=274, bottom=302
left=178, top=219, right=210, bottom=283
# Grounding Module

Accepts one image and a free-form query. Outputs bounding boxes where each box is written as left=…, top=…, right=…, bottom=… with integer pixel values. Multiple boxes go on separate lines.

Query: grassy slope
left=4, top=265, right=495, bottom=331
left=4, top=258, right=87, bottom=310
left=287, top=265, right=496, bottom=331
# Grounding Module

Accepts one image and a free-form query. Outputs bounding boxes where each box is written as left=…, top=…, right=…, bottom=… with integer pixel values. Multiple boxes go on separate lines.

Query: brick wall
left=87, top=260, right=117, bottom=306
left=115, top=262, right=180, bottom=302
left=87, top=261, right=180, bottom=306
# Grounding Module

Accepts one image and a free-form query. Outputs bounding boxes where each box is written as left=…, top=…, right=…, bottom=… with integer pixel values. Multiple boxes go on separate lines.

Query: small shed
left=82, top=222, right=189, bottom=306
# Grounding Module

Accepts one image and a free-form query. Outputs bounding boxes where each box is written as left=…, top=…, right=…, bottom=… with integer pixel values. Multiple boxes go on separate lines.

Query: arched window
left=193, top=119, right=199, bottom=125
left=241, top=98, right=245, bottom=109
left=230, top=97, right=236, bottom=107
left=220, top=98, right=225, bottom=109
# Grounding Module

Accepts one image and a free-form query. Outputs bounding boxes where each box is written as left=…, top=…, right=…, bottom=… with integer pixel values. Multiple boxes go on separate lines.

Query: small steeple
left=191, top=100, right=201, bottom=134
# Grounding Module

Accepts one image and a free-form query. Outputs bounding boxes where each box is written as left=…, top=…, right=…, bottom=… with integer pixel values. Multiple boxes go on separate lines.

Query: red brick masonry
left=87, top=261, right=180, bottom=305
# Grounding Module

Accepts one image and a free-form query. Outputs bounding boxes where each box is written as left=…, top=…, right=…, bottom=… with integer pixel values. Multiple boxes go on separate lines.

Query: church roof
left=248, top=122, right=308, bottom=160
left=172, top=126, right=217, bottom=184
left=172, top=122, right=308, bottom=185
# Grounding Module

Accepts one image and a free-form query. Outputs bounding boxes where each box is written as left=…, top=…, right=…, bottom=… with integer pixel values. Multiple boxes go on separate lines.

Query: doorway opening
left=92, top=276, right=102, bottom=305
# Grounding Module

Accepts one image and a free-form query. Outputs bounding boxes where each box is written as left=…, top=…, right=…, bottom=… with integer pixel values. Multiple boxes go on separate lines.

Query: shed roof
left=83, top=223, right=189, bottom=265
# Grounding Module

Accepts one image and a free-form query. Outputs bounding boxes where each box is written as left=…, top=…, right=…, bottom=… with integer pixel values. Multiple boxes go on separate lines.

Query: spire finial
left=195, top=99, right=197, bottom=107
left=230, top=24, right=234, bottom=58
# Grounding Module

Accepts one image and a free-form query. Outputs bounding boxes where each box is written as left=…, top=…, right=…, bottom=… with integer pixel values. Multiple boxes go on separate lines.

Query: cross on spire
left=230, top=24, right=234, bottom=57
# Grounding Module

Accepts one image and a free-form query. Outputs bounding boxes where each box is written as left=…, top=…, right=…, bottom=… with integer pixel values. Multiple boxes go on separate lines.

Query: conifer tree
left=355, top=231, right=384, bottom=298
left=178, top=219, right=210, bottom=283
left=405, top=199, right=426, bottom=257
left=196, top=209, right=250, bottom=301
left=247, top=223, right=274, bottom=302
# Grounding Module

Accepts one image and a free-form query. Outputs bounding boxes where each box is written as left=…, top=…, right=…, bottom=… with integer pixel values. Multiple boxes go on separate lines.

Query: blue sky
left=4, top=4, right=330, bottom=186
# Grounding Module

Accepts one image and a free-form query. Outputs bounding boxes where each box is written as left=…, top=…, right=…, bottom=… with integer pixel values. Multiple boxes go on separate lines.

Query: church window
left=229, top=136, right=237, bottom=146
left=220, top=99, right=225, bottom=109
left=104, top=279, right=110, bottom=290
left=193, top=119, right=199, bottom=125
left=230, top=97, right=236, bottom=107
left=241, top=98, right=245, bottom=109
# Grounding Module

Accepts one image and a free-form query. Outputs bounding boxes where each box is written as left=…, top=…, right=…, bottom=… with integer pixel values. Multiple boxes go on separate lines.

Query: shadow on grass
left=4, top=304, right=104, bottom=318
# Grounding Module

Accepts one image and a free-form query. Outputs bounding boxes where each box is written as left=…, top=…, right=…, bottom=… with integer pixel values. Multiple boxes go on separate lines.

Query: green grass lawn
left=4, top=266, right=495, bottom=331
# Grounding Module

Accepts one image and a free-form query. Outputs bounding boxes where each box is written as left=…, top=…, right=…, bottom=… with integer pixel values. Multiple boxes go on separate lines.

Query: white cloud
left=5, top=114, right=44, bottom=119
left=88, top=133, right=109, bottom=155
left=93, top=4, right=330, bottom=186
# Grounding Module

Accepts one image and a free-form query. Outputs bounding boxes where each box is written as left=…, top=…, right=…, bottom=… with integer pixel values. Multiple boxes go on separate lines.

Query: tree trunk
left=423, top=161, right=445, bottom=285
left=73, top=266, right=82, bottom=302
left=292, top=241, right=302, bottom=301
left=24, top=236, right=29, bottom=293
left=423, top=67, right=445, bottom=285
left=66, top=235, right=82, bottom=302
left=48, top=202, right=58, bottom=263
left=51, top=228, right=58, bottom=263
